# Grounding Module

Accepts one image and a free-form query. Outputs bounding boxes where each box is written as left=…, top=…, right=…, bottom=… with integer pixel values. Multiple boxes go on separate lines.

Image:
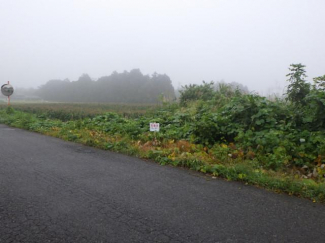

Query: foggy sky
left=1, top=0, right=324, bottom=95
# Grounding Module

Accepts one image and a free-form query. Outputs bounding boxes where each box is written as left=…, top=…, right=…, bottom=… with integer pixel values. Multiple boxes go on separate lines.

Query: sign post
left=150, top=123, right=160, bottom=132
left=150, top=123, right=160, bottom=145
left=1, top=81, right=14, bottom=106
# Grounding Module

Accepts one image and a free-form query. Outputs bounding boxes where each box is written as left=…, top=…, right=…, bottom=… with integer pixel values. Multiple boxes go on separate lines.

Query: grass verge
left=1, top=107, right=324, bottom=203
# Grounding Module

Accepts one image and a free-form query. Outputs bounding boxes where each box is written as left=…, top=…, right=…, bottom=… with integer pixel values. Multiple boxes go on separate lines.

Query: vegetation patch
left=1, top=64, right=325, bottom=202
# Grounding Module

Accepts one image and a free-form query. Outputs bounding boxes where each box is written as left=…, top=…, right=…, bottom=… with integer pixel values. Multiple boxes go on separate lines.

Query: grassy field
left=0, top=102, right=158, bottom=121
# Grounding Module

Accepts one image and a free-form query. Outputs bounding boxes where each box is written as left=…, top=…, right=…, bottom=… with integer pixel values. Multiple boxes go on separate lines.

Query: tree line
left=36, top=69, right=176, bottom=103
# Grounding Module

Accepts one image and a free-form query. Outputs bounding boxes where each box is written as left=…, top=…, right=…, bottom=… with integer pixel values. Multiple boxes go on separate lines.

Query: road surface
left=1, top=124, right=325, bottom=242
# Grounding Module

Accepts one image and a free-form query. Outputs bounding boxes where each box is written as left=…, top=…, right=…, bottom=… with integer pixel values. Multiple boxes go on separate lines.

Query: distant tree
left=228, top=82, right=249, bottom=94
left=214, top=81, right=249, bottom=97
left=37, top=79, right=70, bottom=101
left=313, top=75, right=325, bottom=90
left=77, top=74, right=92, bottom=83
left=150, top=73, right=175, bottom=102
left=285, top=63, right=310, bottom=105
left=36, top=70, right=175, bottom=103
left=179, top=81, right=214, bottom=106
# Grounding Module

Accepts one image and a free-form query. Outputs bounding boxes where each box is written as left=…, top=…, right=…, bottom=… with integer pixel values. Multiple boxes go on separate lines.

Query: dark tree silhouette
left=37, top=70, right=176, bottom=103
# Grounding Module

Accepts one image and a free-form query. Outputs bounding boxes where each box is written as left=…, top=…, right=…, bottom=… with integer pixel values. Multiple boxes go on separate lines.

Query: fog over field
left=0, top=0, right=324, bottom=95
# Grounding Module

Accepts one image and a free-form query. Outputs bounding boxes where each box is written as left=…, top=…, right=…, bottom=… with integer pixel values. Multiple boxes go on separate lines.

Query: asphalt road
left=1, top=124, right=325, bottom=243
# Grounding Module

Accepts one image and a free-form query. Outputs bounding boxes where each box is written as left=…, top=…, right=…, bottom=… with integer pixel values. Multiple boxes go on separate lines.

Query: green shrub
left=179, top=81, right=215, bottom=106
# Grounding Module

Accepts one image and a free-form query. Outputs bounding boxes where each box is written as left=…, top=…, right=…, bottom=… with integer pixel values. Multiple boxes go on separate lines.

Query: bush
left=179, top=81, right=215, bottom=106
left=286, top=63, right=311, bottom=105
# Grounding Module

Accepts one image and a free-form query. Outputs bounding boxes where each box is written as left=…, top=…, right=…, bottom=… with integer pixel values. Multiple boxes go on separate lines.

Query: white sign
left=150, top=123, right=160, bottom=132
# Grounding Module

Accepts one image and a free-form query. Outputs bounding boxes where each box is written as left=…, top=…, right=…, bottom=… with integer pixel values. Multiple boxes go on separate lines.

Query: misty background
left=1, top=0, right=324, bottom=98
